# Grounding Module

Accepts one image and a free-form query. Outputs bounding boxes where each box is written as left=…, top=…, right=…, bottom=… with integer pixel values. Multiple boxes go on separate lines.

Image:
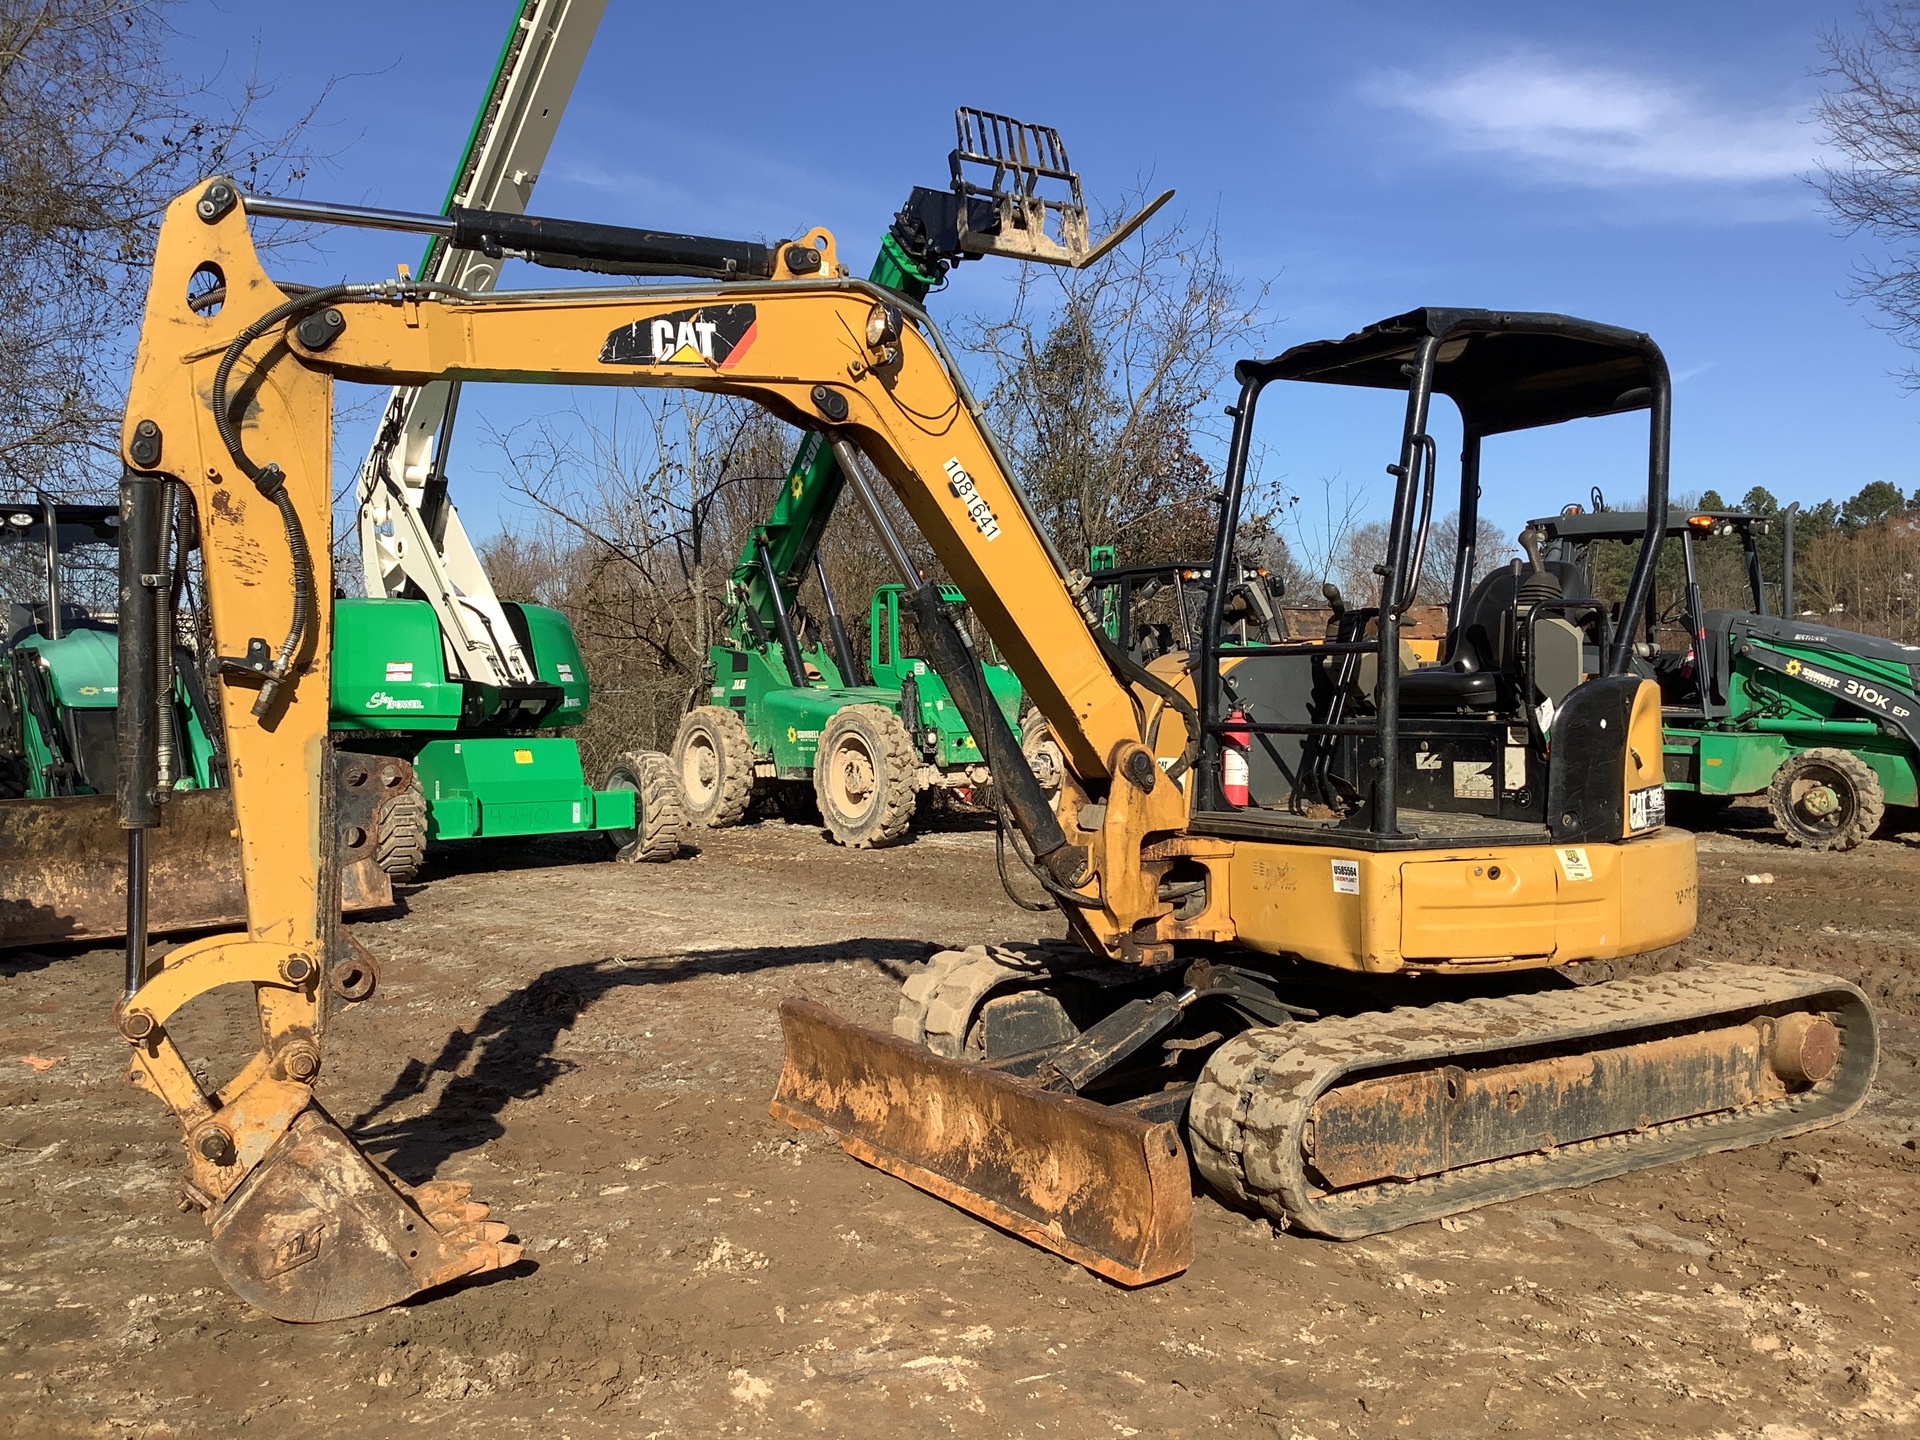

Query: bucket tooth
left=771, top=998, right=1192, bottom=1286
left=207, top=1103, right=520, bottom=1323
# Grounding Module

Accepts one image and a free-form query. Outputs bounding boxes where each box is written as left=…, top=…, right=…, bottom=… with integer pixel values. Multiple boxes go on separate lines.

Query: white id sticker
left=385, top=661, right=413, bottom=682
left=1331, top=859, right=1360, bottom=895
left=1556, top=847, right=1593, bottom=882
left=1504, top=746, right=1528, bottom=791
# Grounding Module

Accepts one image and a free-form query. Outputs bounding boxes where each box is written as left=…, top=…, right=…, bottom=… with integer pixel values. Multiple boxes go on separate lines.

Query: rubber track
left=1188, top=963, right=1877, bottom=1239
left=893, top=943, right=1061, bottom=1056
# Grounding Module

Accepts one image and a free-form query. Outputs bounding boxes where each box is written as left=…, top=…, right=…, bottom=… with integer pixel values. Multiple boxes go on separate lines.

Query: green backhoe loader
left=1527, top=504, right=1918, bottom=849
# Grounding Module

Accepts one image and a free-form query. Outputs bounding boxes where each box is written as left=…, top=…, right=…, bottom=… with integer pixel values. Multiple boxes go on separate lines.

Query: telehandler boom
left=115, top=170, right=1874, bottom=1320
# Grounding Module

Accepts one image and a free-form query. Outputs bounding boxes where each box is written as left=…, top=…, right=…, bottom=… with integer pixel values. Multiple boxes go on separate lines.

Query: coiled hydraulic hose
left=208, top=279, right=457, bottom=715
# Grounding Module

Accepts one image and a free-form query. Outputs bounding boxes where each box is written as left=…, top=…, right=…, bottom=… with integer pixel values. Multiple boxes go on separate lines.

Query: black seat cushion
left=1400, top=666, right=1501, bottom=710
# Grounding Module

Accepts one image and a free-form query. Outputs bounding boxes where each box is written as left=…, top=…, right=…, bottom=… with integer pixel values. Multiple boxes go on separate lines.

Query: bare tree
left=959, top=202, right=1270, bottom=567
left=1272, top=472, right=1371, bottom=596
left=1815, top=2, right=1920, bottom=373
left=1, top=0, right=329, bottom=500
left=483, top=394, right=797, bottom=768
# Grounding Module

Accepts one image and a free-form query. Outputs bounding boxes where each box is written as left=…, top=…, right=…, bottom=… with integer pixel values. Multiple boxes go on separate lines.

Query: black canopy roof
left=0, top=502, right=119, bottom=553
left=1534, top=509, right=1763, bottom=543
left=1240, top=308, right=1663, bottom=436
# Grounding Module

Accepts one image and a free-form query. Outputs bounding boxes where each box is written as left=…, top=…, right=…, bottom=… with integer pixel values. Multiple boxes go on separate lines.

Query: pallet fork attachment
left=945, top=107, right=1172, bottom=269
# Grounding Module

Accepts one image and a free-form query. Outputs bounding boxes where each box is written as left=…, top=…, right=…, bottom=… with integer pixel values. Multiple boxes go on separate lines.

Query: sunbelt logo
left=365, top=690, right=425, bottom=711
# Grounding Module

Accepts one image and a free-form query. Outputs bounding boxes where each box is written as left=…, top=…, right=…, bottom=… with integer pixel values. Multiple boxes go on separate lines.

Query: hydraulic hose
left=1092, top=626, right=1201, bottom=782
left=209, top=278, right=459, bottom=716
left=209, top=283, right=352, bottom=715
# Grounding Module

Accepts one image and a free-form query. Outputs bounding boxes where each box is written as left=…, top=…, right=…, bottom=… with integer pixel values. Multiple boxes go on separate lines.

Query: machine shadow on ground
left=347, top=939, right=930, bottom=1180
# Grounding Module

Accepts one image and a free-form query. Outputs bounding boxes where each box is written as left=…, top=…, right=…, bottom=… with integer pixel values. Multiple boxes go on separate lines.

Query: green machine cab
left=329, top=597, right=642, bottom=851
left=2, top=499, right=219, bottom=802
left=1535, top=505, right=1919, bottom=849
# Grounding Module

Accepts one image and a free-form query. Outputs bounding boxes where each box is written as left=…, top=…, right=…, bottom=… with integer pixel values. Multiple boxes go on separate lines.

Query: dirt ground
left=2, top=803, right=1917, bottom=1439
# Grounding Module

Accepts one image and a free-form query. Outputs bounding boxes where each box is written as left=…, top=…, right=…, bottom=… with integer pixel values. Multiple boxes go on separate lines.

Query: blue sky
left=165, top=0, right=1909, bottom=553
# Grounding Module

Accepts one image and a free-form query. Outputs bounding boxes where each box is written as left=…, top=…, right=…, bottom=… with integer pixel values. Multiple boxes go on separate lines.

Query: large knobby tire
left=813, top=703, right=917, bottom=848
left=1767, top=747, right=1884, bottom=851
left=374, top=776, right=427, bottom=882
left=674, top=706, right=755, bottom=828
left=603, top=749, right=687, bottom=862
left=1019, top=708, right=1065, bottom=798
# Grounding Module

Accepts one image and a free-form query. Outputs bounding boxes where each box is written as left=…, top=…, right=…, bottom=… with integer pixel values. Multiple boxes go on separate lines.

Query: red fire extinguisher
left=1222, top=706, right=1251, bottom=808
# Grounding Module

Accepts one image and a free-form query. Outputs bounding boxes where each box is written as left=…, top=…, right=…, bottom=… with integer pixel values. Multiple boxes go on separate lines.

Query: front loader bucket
left=771, top=998, right=1191, bottom=1285
left=207, top=1103, right=520, bottom=1323
left=0, top=788, right=392, bottom=949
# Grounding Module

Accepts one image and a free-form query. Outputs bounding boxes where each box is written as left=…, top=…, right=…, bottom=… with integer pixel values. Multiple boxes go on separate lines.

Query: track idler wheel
left=206, top=1101, right=519, bottom=1322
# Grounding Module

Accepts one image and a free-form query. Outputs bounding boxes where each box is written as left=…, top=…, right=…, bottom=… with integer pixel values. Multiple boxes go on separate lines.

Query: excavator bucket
left=207, top=1102, right=520, bottom=1323
left=771, top=999, right=1192, bottom=1285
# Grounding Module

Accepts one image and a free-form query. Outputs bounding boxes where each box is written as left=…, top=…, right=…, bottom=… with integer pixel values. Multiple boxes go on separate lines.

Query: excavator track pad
left=208, top=1102, right=520, bottom=1323
left=772, top=999, right=1192, bottom=1285
left=773, top=965, right=1874, bottom=1282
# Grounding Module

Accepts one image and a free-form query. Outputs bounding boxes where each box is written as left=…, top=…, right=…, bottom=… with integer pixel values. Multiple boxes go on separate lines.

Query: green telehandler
left=1527, top=503, right=1918, bottom=849
left=674, top=109, right=1168, bottom=847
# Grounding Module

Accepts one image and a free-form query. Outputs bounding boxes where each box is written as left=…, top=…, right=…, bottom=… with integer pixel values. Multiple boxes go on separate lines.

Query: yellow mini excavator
left=114, top=125, right=1873, bottom=1320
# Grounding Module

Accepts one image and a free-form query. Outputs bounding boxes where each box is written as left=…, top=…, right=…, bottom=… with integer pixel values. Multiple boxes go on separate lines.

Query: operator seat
left=1397, top=555, right=1588, bottom=712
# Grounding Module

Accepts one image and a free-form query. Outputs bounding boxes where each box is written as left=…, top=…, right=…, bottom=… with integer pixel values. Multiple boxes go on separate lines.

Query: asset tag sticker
left=385, top=661, right=413, bottom=682
left=1331, top=859, right=1360, bottom=895
left=1556, top=847, right=1593, bottom=882
left=1452, top=760, right=1494, bottom=800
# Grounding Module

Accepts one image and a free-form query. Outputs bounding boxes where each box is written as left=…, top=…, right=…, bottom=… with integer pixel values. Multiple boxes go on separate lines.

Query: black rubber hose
left=207, top=279, right=461, bottom=716
left=1092, top=626, right=1201, bottom=782
left=209, top=284, right=356, bottom=716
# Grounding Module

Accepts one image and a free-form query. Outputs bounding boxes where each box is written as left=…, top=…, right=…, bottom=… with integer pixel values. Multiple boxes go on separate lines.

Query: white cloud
left=1362, top=49, right=1820, bottom=186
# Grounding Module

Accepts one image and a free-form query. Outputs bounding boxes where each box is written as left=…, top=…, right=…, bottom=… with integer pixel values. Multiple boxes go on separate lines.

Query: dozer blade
left=207, top=1103, right=520, bottom=1323
left=0, top=787, right=392, bottom=950
left=771, top=998, right=1191, bottom=1285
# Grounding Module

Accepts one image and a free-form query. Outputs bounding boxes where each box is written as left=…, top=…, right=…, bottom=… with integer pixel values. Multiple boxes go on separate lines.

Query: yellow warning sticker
left=514, top=749, right=533, bottom=765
